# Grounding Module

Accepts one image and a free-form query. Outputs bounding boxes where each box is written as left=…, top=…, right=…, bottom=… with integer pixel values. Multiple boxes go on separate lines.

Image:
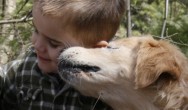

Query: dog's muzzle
left=58, top=58, right=101, bottom=80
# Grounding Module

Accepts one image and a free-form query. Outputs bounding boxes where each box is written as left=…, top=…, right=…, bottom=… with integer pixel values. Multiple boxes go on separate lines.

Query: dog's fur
left=58, top=36, right=188, bottom=110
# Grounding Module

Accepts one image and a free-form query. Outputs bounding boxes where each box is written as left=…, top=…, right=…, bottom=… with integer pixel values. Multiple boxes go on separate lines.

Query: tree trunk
left=127, top=0, right=131, bottom=37
left=161, top=0, right=169, bottom=38
left=0, top=0, right=16, bottom=65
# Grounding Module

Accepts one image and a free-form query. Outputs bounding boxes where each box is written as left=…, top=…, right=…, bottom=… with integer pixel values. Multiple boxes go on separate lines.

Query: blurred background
left=0, top=0, right=188, bottom=65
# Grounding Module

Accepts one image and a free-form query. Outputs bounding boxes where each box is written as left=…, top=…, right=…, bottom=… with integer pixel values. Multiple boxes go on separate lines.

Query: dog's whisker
left=80, top=39, right=84, bottom=47
left=79, top=76, right=82, bottom=86
left=91, top=93, right=102, bottom=110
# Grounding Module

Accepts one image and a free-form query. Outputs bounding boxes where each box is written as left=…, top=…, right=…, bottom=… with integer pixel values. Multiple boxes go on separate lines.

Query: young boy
left=0, top=0, right=126, bottom=109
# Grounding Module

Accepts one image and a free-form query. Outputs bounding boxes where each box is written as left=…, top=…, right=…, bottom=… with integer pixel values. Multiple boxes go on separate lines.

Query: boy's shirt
left=0, top=48, right=111, bottom=110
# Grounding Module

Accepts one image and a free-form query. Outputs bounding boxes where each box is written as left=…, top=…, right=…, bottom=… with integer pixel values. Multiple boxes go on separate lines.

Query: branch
left=0, top=9, right=32, bottom=25
left=0, top=17, right=32, bottom=25
left=169, top=40, right=188, bottom=47
left=153, top=34, right=188, bottom=47
left=16, top=0, right=30, bottom=14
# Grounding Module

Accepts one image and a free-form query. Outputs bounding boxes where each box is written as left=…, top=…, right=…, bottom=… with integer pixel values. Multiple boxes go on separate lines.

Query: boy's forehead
left=33, top=11, right=108, bottom=44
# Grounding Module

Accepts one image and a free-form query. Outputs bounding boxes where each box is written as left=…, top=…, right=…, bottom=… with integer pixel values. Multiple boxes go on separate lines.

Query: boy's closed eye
left=48, top=40, right=61, bottom=48
left=32, top=24, right=62, bottom=49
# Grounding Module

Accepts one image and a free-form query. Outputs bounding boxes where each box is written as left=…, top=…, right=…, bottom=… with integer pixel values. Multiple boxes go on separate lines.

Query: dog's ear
left=135, top=39, right=181, bottom=89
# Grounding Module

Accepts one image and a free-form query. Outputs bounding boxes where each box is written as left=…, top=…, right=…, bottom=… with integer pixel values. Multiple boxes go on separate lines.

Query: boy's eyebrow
left=32, top=20, right=62, bottom=44
left=47, top=37, right=62, bottom=44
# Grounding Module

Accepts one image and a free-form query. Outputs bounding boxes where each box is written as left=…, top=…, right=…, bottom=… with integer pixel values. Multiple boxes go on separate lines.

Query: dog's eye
left=107, top=46, right=118, bottom=49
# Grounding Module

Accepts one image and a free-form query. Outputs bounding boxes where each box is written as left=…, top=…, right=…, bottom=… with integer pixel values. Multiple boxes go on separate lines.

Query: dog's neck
left=97, top=83, right=160, bottom=110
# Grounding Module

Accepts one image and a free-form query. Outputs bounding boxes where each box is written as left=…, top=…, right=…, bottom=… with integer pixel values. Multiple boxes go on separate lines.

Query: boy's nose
left=32, top=35, right=46, bottom=53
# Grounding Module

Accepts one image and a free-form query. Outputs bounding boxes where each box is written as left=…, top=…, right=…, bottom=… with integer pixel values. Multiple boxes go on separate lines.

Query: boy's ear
left=94, top=41, right=109, bottom=48
left=135, top=39, right=181, bottom=89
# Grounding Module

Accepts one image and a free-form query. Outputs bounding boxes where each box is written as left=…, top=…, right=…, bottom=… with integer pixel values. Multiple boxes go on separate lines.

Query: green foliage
left=166, top=14, right=188, bottom=56
left=167, top=15, right=188, bottom=42
left=0, top=0, right=33, bottom=61
left=12, top=0, right=32, bottom=59
left=127, top=0, right=165, bottom=35
left=15, top=0, right=33, bottom=18
left=0, top=36, right=5, bottom=44
left=1, top=0, right=188, bottom=61
left=122, top=0, right=188, bottom=56
left=7, top=22, right=33, bottom=60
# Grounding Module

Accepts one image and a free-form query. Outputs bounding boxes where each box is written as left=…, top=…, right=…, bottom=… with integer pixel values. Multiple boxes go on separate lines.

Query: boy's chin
left=38, top=62, right=58, bottom=74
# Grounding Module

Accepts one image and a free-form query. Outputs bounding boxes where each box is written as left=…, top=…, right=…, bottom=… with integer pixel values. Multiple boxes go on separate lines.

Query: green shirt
left=0, top=47, right=112, bottom=110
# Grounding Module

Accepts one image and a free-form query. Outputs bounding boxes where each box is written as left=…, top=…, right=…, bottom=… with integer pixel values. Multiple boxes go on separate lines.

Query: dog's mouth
left=58, top=59, right=101, bottom=75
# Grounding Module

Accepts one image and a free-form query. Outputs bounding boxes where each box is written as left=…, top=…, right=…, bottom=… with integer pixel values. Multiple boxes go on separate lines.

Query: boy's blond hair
left=34, top=0, right=126, bottom=46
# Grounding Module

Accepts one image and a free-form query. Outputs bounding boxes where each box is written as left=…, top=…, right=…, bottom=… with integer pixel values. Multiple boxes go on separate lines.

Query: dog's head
left=58, top=36, right=188, bottom=109
left=58, top=41, right=136, bottom=96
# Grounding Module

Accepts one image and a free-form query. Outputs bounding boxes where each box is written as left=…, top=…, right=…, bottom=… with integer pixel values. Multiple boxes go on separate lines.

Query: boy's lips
left=38, top=55, right=51, bottom=61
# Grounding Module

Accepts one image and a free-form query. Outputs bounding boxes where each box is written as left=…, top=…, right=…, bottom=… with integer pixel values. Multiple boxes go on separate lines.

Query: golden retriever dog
left=58, top=36, right=188, bottom=110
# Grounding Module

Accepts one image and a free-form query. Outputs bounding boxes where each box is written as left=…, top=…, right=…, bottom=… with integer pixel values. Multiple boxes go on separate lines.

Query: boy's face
left=32, top=4, right=85, bottom=74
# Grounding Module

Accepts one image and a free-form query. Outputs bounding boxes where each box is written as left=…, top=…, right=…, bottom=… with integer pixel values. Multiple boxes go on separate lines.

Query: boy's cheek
left=49, top=50, right=62, bottom=62
left=31, top=35, right=36, bottom=44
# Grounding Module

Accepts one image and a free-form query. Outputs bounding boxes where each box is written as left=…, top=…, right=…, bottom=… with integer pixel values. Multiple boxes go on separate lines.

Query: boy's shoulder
left=1, top=46, right=37, bottom=76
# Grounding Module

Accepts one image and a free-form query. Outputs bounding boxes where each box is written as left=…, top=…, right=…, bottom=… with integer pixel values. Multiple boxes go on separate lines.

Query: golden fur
left=58, top=36, right=188, bottom=110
